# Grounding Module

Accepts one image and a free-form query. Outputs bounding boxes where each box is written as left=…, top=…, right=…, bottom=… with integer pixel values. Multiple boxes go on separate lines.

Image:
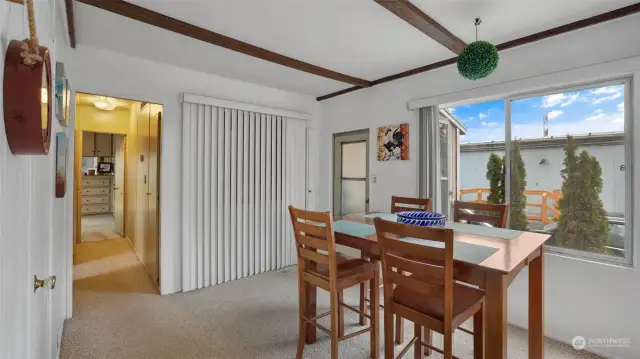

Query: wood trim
left=76, top=0, right=371, bottom=87
left=64, top=0, right=76, bottom=48
left=6, top=0, right=23, bottom=4
left=317, top=2, right=640, bottom=101
left=374, top=0, right=466, bottom=54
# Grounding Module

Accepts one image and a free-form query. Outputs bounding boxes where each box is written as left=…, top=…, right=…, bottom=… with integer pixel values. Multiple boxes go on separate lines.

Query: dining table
left=303, top=212, right=550, bottom=359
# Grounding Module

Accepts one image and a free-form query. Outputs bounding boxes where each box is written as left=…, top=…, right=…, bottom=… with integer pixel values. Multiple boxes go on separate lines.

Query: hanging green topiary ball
left=457, top=41, right=499, bottom=80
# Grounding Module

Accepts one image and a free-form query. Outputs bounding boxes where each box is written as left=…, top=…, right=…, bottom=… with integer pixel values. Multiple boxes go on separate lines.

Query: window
left=452, top=79, right=632, bottom=265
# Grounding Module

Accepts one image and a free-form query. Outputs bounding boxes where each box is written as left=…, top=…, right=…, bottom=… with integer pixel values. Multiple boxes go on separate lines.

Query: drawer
left=83, top=187, right=109, bottom=196
left=81, top=204, right=110, bottom=215
left=83, top=178, right=111, bottom=187
left=82, top=196, right=109, bottom=205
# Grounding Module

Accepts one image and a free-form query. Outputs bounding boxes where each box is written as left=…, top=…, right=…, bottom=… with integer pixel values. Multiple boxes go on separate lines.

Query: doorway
left=333, top=130, right=369, bottom=215
left=72, top=93, right=162, bottom=295
left=79, top=132, right=126, bottom=242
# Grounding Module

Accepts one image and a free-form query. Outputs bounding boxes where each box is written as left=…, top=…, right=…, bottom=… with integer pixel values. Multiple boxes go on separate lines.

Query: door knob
left=34, top=275, right=56, bottom=292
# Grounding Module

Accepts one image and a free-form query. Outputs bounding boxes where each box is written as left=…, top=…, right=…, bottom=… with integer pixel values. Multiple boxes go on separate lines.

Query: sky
left=451, top=84, right=625, bottom=144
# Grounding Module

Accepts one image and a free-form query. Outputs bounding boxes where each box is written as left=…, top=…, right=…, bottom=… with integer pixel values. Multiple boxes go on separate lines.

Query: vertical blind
left=181, top=100, right=307, bottom=292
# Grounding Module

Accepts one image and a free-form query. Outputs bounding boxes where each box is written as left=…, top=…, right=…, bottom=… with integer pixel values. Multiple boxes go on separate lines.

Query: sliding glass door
left=333, top=130, right=369, bottom=215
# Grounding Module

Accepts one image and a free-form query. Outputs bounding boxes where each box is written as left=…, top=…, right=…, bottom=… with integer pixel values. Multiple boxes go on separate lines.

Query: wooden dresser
left=81, top=175, right=113, bottom=216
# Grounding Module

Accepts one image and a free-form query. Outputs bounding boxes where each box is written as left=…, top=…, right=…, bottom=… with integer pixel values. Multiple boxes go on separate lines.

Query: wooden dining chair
left=453, top=200, right=509, bottom=228
left=373, top=218, right=485, bottom=359
left=289, top=206, right=380, bottom=359
left=391, top=196, right=432, bottom=213
left=360, top=196, right=432, bottom=344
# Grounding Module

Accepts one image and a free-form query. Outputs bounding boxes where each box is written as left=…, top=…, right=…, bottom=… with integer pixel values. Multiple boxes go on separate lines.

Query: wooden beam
left=65, top=0, right=77, bottom=48
left=75, top=0, right=371, bottom=88
left=318, top=2, right=640, bottom=101
left=374, top=0, right=466, bottom=54
left=6, top=0, right=24, bottom=4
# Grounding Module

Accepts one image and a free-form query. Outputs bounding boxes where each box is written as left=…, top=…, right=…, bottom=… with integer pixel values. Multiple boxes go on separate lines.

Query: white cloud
left=617, top=102, right=624, bottom=112
left=447, top=107, right=455, bottom=114
left=469, top=117, right=475, bottom=120
left=584, top=113, right=605, bottom=121
left=478, top=112, right=487, bottom=119
left=541, top=93, right=579, bottom=108
left=592, top=86, right=620, bottom=95
left=560, top=93, right=579, bottom=107
left=546, top=110, right=564, bottom=120
left=595, top=109, right=604, bottom=114
left=592, top=92, right=622, bottom=105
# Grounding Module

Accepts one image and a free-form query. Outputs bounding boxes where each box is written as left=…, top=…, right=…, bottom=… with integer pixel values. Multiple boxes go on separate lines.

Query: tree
left=486, top=153, right=504, bottom=204
left=556, top=136, right=609, bottom=253
left=509, top=140, right=528, bottom=230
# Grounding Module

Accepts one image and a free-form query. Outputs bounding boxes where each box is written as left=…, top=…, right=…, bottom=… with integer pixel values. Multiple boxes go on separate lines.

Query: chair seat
left=310, top=253, right=378, bottom=289
left=393, top=281, right=484, bottom=329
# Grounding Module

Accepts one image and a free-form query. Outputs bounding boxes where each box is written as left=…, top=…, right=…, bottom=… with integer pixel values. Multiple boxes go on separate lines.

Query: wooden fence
left=459, top=188, right=562, bottom=224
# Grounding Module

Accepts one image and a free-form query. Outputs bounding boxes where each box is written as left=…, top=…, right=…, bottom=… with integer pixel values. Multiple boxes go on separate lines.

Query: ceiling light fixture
left=93, top=96, right=117, bottom=111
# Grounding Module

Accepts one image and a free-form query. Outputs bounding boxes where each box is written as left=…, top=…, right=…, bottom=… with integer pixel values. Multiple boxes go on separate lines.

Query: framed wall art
left=377, top=123, right=409, bottom=161
left=55, top=62, right=70, bottom=127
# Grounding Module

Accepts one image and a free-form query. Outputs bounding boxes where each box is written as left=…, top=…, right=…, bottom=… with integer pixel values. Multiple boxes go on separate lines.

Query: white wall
left=319, top=15, right=640, bottom=359
left=60, top=44, right=318, bottom=294
left=0, top=1, right=72, bottom=358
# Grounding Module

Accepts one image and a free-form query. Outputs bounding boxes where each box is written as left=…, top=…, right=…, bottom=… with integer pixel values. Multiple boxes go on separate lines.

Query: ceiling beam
left=6, top=0, right=24, bottom=4
left=318, top=2, right=640, bottom=101
left=75, top=0, right=372, bottom=88
left=374, top=0, right=466, bottom=54
left=65, top=0, right=77, bottom=48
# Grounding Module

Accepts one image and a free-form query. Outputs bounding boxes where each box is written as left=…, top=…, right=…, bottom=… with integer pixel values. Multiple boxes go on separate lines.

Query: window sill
left=544, top=245, right=635, bottom=270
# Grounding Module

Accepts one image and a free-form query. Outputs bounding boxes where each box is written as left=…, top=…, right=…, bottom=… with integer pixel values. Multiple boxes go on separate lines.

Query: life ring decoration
left=3, top=40, right=53, bottom=155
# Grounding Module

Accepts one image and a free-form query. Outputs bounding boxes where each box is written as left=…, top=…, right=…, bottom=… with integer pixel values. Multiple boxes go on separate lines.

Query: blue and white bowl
left=396, top=211, right=446, bottom=228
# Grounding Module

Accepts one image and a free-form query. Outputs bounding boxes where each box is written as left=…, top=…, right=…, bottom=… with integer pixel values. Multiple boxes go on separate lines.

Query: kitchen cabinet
left=83, top=132, right=113, bottom=157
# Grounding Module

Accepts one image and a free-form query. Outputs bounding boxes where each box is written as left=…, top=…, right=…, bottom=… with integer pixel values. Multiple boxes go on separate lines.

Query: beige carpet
left=81, top=214, right=122, bottom=242
left=61, top=256, right=603, bottom=359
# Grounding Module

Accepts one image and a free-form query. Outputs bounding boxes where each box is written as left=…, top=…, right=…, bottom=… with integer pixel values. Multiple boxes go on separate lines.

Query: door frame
left=73, top=130, right=128, bottom=245
left=332, top=129, right=370, bottom=215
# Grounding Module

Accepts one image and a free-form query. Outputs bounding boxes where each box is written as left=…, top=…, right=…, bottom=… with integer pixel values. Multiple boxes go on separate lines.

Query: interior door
left=146, top=105, right=161, bottom=287
left=333, top=130, right=369, bottom=215
left=113, top=135, right=126, bottom=236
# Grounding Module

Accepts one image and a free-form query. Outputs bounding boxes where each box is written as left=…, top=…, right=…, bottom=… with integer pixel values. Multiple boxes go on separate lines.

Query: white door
left=114, top=135, right=125, bottom=236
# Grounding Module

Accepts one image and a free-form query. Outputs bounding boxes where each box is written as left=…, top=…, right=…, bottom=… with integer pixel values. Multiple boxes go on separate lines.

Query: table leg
left=529, top=249, right=544, bottom=359
left=485, top=271, right=507, bottom=359
left=305, top=282, right=317, bottom=344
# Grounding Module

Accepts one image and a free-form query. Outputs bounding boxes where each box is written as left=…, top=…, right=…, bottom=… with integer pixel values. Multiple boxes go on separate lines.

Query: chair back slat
left=374, top=217, right=454, bottom=327
left=294, top=221, right=328, bottom=237
left=297, top=234, right=329, bottom=251
left=380, top=235, right=445, bottom=263
left=453, top=200, right=509, bottom=228
left=386, top=254, right=445, bottom=285
left=391, top=196, right=432, bottom=213
left=387, top=271, right=445, bottom=297
left=299, top=247, right=329, bottom=265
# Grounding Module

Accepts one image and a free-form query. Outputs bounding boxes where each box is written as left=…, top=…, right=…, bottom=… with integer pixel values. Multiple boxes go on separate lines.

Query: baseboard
left=123, top=236, right=160, bottom=294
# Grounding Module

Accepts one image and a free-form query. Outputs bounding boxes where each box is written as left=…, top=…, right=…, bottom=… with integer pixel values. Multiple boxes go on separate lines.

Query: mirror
left=2, top=41, right=52, bottom=154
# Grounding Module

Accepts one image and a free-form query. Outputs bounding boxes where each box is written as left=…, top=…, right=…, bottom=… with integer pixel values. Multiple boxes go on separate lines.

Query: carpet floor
left=81, top=214, right=122, bottom=242
left=61, top=242, right=603, bottom=359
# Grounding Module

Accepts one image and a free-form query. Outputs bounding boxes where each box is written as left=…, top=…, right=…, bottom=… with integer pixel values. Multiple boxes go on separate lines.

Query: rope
left=19, top=0, right=43, bottom=66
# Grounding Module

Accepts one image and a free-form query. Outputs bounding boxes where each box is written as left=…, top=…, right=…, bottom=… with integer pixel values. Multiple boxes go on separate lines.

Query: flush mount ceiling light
left=457, top=18, right=499, bottom=81
left=93, top=96, right=117, bottom=111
